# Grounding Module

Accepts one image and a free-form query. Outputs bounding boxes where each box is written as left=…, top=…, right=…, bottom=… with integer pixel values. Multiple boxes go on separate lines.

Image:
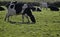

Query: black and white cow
left=4, top=1, right=36, bottom=23
left=48, top=5, right=59, bottom=11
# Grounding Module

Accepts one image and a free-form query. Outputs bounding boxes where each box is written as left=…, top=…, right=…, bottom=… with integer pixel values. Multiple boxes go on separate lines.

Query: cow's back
left=15, top=3, right=24, bottom=14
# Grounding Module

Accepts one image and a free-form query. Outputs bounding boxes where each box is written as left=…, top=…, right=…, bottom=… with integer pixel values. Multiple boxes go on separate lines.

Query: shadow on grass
left=8, top=21, right=35, bottom=24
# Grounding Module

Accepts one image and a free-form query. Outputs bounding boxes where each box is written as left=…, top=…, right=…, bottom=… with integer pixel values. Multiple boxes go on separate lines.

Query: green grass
left=0, top=9, right=60, bottom=37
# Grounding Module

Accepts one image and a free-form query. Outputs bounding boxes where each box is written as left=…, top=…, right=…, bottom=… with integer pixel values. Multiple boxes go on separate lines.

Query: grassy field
left=0, top=8, right=60, bottom=37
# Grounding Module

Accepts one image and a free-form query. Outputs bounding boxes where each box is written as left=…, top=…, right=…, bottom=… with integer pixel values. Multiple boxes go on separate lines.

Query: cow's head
left=9, top=1, right=17, bottom=9
left=6, top=1, right=17, bottom=8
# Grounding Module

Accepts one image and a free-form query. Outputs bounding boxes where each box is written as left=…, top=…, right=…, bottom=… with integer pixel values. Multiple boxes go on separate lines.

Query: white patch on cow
left=21, top=4, right=28, bottom=13
left=22, top=4, right=28, bottom=9
left=7, top=2, right=16, bottom=16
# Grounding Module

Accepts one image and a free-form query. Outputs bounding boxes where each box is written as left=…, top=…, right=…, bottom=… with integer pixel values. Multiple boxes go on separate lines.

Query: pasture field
left=0, top=8, right=60, bottom=37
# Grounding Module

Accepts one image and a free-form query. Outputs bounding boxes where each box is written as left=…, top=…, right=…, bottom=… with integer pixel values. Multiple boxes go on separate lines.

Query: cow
left=4, top=1, right=36, bottom=23
left=48, top=5, right=59, bottom=11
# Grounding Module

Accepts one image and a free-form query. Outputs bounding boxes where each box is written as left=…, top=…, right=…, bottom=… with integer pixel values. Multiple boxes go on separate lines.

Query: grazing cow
left=4, top=1, right=36, bottom=23
left=48, top=5, right=59, bottom=11
left=0, top=6, right=5, bottom=11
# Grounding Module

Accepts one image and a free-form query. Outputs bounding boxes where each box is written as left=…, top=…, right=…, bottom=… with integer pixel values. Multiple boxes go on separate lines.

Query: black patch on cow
left=10, top=5, right=14, bottom=9
left=15, top=3, right=24, bottom=14
left=30, top=7, right=36, bottom=11
left=22, top=8, right=31, bottom=14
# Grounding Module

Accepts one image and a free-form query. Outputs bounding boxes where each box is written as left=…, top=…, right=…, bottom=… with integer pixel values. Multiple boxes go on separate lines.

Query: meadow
left=0, top=8, right=60, bottom=37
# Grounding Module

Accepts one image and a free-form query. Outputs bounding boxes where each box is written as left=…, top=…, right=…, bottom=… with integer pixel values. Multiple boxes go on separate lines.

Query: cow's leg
left=4, top=13, right=10, bottom=22
left=26, top=12, right=36, bottom=23
left=7, top=15, right=10, bottom=22
left=22, top=15, right=24, bottom=23
left=29, top=15, right=36, bottom=23
left=25, top=14, right=30, bottom=23
left=4, top=13, right=8, bottom=21
left=4, top=16, right=7, bottom=21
